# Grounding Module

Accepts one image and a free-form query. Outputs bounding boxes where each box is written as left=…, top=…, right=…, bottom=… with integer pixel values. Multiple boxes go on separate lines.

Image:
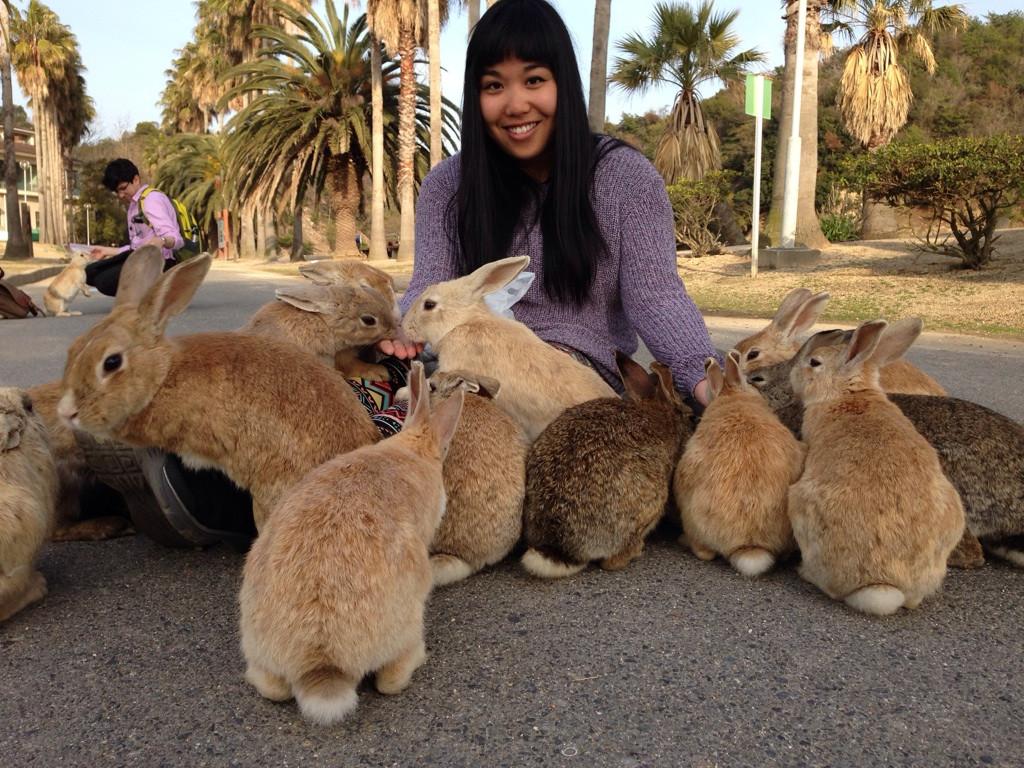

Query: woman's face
left=479, top=57, right=557, bottom=181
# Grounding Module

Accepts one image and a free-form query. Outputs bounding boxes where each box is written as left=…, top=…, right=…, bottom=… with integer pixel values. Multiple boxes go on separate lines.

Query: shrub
left=666, top=171, right=736, bottom=257
left=843, top=134, right=1024, bottom=268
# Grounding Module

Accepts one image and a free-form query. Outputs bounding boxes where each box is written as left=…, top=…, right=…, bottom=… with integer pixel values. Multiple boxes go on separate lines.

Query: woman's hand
left=692, top=378, right=711, bottom=407
left=377, top=327, right=423, bottom=360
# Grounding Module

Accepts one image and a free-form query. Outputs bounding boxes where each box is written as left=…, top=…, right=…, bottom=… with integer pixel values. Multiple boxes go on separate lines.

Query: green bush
left=819, top=213, right=859, bottom=242
left=666, top=171, right=737, bottom=257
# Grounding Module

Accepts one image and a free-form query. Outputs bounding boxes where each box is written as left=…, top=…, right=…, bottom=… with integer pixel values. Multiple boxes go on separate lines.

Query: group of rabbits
left=2, top=247, right=1021, bottom=727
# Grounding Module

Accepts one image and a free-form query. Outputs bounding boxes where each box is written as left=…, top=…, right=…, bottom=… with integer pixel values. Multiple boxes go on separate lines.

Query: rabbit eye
left=809, top=358, right=822, bottom=368
left=746, top=349, right=760, bottom=361
left=103, top=353, right=123, bottom=373
left=749, top=375, right=766, bottom=385
left=360, top=315, right=377, bottom=327
left=423, top=299, right=436, bottom=311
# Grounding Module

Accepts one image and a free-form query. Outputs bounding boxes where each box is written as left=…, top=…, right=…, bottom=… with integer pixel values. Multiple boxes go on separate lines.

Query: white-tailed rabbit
left=402, top=256, right=615, bottom=442
left=674, top=351, right=804, bottom=576
left=240, top=283, right=398, bottom=380
left=521, top=353, right=693, bottom=577
left=421, top=369, right=527, bottom=586
left=747, top=325, right=1024, bottom=570
left=0, top=388, right=57, bottom=622
left=56, top=247, right=380, bottom=531
left=736, top=289, right=946, bottom=396
left=238, top=361, right=463, bottom=725
left=43, top=252, right=92, bottom=316
left=788, top=320, right=965, bottom=615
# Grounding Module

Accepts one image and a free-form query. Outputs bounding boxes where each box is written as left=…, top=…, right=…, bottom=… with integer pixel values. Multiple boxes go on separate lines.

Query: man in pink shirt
left=86, top=158, right=184, bottom=296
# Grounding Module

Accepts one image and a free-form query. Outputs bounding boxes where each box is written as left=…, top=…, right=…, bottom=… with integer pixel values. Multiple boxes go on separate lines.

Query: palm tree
left=466, top=0, right=479, bottom=37
left=426, top=1, right=452, bottom=169
left=222, top=3, right=456, bottom=258
left=367, top=0, right=421, bottom=261
left=10, top=0, right=92, bottom=246
left=152, top=132, right=227, bottom=242
left=588, top=0, right=612, bottom=133
left=765, top=0, right=831, bottom=249
left=0, top=0, right=28, bottom=259
left=830, top=0, right=967, bottom=237
left=610, top=1, right=764, bottom=183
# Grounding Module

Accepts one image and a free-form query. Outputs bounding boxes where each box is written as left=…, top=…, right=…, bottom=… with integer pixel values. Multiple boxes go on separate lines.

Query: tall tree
left=467, top=0, right=479, bottom=37
left=10, top=0, right=91, bottom=246
left=609, top=1, right=764, bottom=183
left=0, top=0, right=28, bottom=259
left=830, top=0, right=967, bottom=237
left=765, top=0, right=830, bottom=249
left=588, top=0, right=612, bottom=132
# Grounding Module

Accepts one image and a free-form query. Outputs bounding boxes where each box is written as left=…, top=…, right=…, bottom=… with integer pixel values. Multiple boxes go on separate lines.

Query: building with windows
left=0, top=126, right=40, bottom=241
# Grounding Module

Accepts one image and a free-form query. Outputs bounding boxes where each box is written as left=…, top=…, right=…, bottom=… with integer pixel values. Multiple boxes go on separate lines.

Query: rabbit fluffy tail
left=844, top=584, right=905, bottom=616
left=985, top=542, right=1024, bottom=569
left=521, top=547, right=586, bottom=579
left=294, top=666, right=358, bottom=725
left=729, top=547, right=776, bottom=577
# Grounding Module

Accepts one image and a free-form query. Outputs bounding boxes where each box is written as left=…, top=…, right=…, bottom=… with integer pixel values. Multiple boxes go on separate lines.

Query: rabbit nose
left=57, top=393, right=78, bottom=423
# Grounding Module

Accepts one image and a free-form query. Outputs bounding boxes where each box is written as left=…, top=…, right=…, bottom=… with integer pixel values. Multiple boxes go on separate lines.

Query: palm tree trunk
left=467, top=0, right=479, bottom=37
left=588, top=0, right=612, bottom=133
left=37, top=105, right=55, bottom=243
left=256, top=206, right=276, bottom=258
left=396, top=20, right=417, bottom=262
left=368, top=27, right=387, bottom=262
left=330, top=155, right=360, bottom=258
left=428, top=0, right=442, bottom=168
left=290, top=205, right=303, bottom=262
left=240, top=201, right=256, bottom=259
left=765, top=0, right=827, bottom=249
left=486, top=0, right=497, bottom=7
left=0, top=0, right=28, bottom=259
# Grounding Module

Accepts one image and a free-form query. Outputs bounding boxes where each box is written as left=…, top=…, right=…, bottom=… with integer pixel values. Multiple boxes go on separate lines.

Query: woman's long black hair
left=452, top=0, right=624, bottom=306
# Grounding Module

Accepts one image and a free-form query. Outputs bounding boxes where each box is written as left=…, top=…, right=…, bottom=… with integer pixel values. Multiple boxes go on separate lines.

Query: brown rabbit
left=298, top=258, right=398, bottom=311
left=240, top=283, right=398, bottom=380
left=735, top=289, right=945, bottom=396
left=402, top=256, right=615, bottom=442
left=674, top=352, right=804, bottom=576
left=56, top=247, right=380, bottom=531
left=238, top=361, right=463, bottom=725
left=0, top=388, right=57, bottom=622
left=521, top=353, right=693, bottom=577
left=43, top=252, right=92, bottom=317
left=788, top=321, right=965, bottom=615
left=26, top=380, right=131, bottom=541
left=747, top=325, right=1024, bottom=570
left=420, top=369, right=527, bottom=586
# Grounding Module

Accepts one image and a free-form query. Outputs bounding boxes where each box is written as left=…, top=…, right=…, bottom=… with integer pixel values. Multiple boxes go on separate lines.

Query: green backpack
left=139, top=187, right=203, bottom=260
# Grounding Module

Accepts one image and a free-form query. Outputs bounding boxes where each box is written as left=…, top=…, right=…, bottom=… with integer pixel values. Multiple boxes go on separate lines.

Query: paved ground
left=1, top=263, right=1022, bottom=767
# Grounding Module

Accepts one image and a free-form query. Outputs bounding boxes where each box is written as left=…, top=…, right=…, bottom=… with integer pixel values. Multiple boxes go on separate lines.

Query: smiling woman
left=390, top=0, right=720, bottom=408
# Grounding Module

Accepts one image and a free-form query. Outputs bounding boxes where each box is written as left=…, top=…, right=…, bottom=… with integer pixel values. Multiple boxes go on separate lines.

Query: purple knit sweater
left=401, top=144, right=719, bottom=396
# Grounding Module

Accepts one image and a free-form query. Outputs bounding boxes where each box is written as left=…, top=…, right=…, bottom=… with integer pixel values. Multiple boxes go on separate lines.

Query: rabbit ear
left=649, top=361, right=679, bottom=403
left=724, top=350, right=744, bottom=388
left=796, top=328, right=848, bottom=360
left=136, top=255, right=212, bottom=335
left=778, top=291, right=830, bottom=342
left=430, top=387, right=464, bottom=452
left=870, top=317, right=923, bottom=366
left=844, top=320, right=888, bottom=369
left=467, top=256, right=530, bottom=298
left=770, top=288, right=812, bottom=329
left=469, top=373, right=501, bottom=399
left=704, top=357, right=724, bottom=399
left=275, top=284, right=340, bottom=315
left=404, top=361, right=428, bottom=428
left=298, top=262, right=334, bottom=286
left=616, top=351, right=656, bottom=400
left=114, top=246, right=166, bottom=308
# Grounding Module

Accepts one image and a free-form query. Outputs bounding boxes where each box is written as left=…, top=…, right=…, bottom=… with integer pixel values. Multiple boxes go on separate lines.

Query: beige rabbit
left=735, top=288, right=945, bottom=396
left=238, top=361, right=463, bottom=725
left=421, top=369, right=527, bottom=586
left=25, top=380, right=132, bottom=541
left=402, top=256, right=615, bottom=442
left=56, top=247, right=380, bottom=531
left=299, top=258, right=398, bottom=307
left=0, top=388, right=57, bottom=623
left=788, top=320, right=965, bottom=615
left=240, top=283, right=398, bottom=380
left=674, top=352, right=804, bottom=576
left=43, top=252, right=92, bottom=317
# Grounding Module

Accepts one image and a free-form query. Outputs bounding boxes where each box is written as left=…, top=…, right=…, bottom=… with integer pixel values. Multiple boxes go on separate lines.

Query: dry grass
left=679, top=228, right=1024, bottom=338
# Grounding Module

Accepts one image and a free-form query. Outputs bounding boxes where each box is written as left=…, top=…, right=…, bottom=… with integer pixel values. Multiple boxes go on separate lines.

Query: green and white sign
left=745, top=74, right=772, bottom=120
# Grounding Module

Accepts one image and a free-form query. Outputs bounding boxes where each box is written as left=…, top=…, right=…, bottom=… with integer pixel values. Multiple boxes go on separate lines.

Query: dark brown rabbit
left=521, top=353, right=693, bottom=577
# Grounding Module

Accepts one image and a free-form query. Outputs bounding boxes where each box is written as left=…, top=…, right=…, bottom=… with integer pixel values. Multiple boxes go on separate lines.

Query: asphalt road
left=1, top=263, right=1022, bottom=768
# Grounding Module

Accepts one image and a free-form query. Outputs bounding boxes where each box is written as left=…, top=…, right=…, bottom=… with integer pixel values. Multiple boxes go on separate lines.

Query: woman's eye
left=423, top=300, right=436, bottom=311
left=482, top=81, right=501, bottom=92
left=103, top=353, right=123, bottom=373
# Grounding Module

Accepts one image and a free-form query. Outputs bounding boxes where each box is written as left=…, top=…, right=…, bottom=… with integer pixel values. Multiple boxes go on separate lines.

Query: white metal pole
left=85, top=204, right=91, bottom=245
left=751, top=75, right=764, bottom=278
left=780, top=0, right=807, bottom=249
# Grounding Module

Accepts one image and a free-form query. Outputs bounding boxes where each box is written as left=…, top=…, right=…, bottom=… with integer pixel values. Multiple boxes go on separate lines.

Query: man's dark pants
left=85, top=251, right=177, bottom=297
